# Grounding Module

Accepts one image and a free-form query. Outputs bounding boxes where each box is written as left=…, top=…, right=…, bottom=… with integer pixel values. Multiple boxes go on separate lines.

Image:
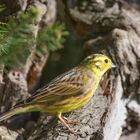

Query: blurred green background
left=41, top=23, right=84, bottom=85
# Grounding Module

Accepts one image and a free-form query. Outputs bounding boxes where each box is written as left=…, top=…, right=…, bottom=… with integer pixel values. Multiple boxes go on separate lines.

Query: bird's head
left=80, top=54, right=116, bottom=78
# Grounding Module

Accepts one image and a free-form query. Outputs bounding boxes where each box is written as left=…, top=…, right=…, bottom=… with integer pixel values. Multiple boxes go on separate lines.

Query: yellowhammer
left=0, top=54, right=116, bottom=134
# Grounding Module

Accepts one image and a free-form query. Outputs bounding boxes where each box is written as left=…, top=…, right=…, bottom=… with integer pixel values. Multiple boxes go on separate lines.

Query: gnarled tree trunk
left=28, top=1, right=140, bottom=140
left=0, top=0, right=56, bottom=139
left=0, top=0, right=140, bottom=140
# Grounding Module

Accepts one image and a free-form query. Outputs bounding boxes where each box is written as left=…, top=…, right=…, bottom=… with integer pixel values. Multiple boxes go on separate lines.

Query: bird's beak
left=111, top=63, right=117, bottom=68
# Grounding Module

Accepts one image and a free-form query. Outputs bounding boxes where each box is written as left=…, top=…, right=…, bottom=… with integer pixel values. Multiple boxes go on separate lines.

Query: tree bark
left=0, top=0, right=140, bottom=140
left=28, top=0, right=140, bottom=140
left=0, top=0, right=56, bottom=139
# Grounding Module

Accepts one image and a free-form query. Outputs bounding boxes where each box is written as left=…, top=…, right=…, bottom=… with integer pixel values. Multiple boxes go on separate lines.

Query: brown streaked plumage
left=0, top=54, right=116, bottom=135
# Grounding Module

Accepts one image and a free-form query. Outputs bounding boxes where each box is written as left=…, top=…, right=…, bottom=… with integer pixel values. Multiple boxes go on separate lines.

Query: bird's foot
left=66, top=127, right=79, bottom=136
left=58, top=114, right=80, bottom=136
left=62, top=116, right=79, bottom=125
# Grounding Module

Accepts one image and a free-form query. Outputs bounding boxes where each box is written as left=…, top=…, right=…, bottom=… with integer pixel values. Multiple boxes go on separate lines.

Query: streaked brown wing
left=24, top=68, right=88, bottom=104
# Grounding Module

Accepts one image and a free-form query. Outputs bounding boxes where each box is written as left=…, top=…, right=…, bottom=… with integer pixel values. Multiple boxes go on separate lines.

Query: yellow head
left=80, top=54, right=116, bottom=78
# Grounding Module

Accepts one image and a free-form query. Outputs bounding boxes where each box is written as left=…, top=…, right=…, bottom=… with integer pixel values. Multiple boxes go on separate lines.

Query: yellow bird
left=0, top=54, right=116, bottom=134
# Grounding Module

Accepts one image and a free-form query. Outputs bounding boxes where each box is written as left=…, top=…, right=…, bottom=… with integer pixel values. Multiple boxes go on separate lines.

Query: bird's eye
left=104, top=59, right=108, bottom=63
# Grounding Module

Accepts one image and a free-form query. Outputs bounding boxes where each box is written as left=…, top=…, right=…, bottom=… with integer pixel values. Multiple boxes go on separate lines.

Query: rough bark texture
left=28, top=0, right=140, bottom=140
left=0, top=0, right=56, bottom=139
left=0, top=0, right=140, bottom=140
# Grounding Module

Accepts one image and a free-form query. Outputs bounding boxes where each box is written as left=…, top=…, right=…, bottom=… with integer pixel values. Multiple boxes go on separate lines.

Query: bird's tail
left=0, top=105, right=36, bottom=122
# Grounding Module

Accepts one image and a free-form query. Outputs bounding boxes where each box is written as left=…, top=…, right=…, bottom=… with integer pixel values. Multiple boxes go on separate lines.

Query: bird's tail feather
left=0, top=105, right=35, bottom=122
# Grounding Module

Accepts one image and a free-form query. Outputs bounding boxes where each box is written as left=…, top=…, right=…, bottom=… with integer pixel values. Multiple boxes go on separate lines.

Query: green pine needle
left=0, top=6, right=68, bottom=69
left=37, top=22, right=69, bottom=52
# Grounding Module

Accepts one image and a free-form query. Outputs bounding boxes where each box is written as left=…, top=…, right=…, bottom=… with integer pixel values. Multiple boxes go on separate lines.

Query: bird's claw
left=63, top=116, right=79, bottom=125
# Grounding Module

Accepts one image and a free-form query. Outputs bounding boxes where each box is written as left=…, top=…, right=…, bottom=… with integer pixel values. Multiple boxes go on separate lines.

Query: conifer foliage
left=0, top=7, right=68, bottom=69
